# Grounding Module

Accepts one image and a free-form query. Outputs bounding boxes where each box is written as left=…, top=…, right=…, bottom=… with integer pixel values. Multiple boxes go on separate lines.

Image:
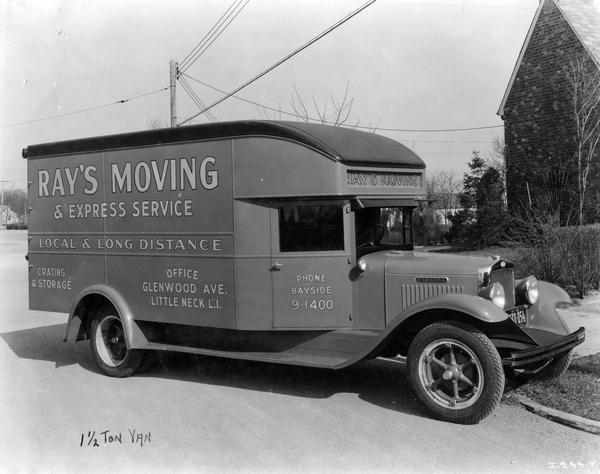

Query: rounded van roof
left=23, top=120, right=425, bottom=169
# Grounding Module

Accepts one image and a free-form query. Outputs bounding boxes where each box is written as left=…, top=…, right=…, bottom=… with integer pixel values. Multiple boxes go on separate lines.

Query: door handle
left=270, top=262, right=283, bottom=272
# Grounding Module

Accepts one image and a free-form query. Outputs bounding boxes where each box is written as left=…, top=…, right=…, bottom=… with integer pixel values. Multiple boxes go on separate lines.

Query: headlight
left=479, top=282, right=506, bottom=309
left=517, top=276, right=539, bottom=305
left=357, top=258, right=367, bottom=272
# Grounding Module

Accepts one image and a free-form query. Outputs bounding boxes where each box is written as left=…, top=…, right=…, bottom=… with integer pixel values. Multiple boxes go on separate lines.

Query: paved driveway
left=560, top=294, right=600, bottom=357
left=2, top=231, right=599, bottom=473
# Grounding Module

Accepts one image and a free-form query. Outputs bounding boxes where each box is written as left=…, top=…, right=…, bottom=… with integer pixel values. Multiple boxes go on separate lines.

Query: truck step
left=141, top=328, right=382, bottom=369
left=145, top=342, right=351, bottom=368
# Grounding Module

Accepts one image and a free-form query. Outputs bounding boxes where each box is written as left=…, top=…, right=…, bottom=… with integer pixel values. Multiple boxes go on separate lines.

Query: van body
left=24, top=121, right=584, bottom=424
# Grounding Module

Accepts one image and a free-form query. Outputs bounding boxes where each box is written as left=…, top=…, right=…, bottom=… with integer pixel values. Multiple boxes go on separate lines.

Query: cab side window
left=279, top=204, right=344, bottom=252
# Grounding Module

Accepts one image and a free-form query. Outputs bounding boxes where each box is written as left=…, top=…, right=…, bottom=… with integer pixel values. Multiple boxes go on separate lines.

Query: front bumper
left=502, top=327, right=585, bottom=368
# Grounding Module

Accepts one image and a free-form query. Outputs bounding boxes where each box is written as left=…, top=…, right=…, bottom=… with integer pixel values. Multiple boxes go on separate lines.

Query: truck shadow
left=147, top=351, right=431, bottom=419
left=0, top=323, right=96, bottom=371
left=1, top=323, right=429, bottom=419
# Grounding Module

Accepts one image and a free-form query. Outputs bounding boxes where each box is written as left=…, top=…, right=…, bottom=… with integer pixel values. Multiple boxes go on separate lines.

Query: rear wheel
left=90, top=307, right=145, bottom=377
left=407, top=321, right=505, bottom=424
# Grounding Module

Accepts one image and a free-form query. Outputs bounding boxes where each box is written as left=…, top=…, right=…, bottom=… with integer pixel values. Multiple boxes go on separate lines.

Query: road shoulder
left=514, top=394, right=600, bottom=435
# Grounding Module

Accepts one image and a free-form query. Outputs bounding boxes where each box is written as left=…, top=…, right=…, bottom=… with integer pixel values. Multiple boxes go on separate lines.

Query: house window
left=279, top=204, right=344, bottom=252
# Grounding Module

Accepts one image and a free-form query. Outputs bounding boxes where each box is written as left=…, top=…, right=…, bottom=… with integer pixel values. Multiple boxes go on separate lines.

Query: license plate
left=507, top=306, right=527, bottom=326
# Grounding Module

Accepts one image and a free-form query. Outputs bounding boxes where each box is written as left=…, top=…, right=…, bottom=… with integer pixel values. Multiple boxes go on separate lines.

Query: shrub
left=414, top=205, right=445, bottom=246
left=507, top=211, right=563, bottom=282
left=445, top=152, right=508, bottom=249
left=556, top=225, right=600, bottom=297
left=507, top=211, right=600, bottom=297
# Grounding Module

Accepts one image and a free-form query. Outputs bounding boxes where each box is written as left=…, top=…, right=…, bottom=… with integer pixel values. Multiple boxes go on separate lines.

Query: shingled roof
left=559, top=0, right=600, bottom=64
left=498, top=0, right=600, bottom=116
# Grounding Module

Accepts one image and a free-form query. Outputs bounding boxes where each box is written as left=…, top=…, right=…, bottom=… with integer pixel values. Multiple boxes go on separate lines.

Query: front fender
left=351, top=294, right=512, bottom=363
left=64, top=284, right=147, bottom=348
left=527, top=281, right=571, bottom=336
left=357, top=285, right=574, bottom=364
left=390, top=293, right=510, bottom=327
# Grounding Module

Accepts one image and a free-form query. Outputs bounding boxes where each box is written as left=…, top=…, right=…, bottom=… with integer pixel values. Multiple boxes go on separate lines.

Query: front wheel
left=90, top=307, right=145, bottom=377
left=407, top=321, right=505, bottom=424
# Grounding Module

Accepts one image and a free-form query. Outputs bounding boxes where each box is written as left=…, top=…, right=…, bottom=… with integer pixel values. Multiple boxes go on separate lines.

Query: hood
left=379, top=251, right=505, bottom=278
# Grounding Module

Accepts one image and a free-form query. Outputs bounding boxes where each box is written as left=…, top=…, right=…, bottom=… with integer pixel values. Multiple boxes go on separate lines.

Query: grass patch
left=515, top=353, right=600, bottom=422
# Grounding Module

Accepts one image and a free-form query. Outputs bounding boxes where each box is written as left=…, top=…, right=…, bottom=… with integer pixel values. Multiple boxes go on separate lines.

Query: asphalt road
left=1, top=230, right=599, bottom=473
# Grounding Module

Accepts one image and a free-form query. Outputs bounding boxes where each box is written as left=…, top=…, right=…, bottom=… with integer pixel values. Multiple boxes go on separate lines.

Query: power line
left=370, top=124, right=503, bottom=132
left=179, top=0, right=250, bottom=74
left=0, top=87, right=169, bottom=130
left=178, top=76, right=219, bottom=122
left=179, top=79, right=211, bottom=121
left=392, top=1, right=532, bottom=9
left=181, top=72, right=321, bottom=120
left=181, top=73, right=503, bottom=133
left=179, top=0, right=377, bottom=126
left=180, top=79, right=216, bottom=122
left=403, top=139, right=493, bottom=143
left=180, top=0, right=241, bottom=68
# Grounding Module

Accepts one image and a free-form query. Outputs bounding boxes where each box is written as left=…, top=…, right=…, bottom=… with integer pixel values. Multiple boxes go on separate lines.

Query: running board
left=377, top=355, right=407, bottom=365
left=138, top=327, right=382, bottom=369
left=144, top=342, right=351, bottom=368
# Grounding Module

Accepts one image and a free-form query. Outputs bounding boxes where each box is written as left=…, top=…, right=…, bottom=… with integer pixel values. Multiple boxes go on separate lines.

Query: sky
left=0, top=0, right=540, bottom=191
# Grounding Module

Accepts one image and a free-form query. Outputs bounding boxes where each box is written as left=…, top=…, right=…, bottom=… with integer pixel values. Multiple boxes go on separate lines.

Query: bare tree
left=508, top=208, right=563, bottom=283
left=290, top=81, right=355, bottom=127
left=490, top=135, right=508, bottom=209
left=255, top=103, right=283, bottom=121
left=566, top=55, right=600, bottom=225
left=428, top=170, right=462, bottom=229
left=2, top=188, right=27, bottom=220
left=491, top=135, right=505, bottom=161
left=147, top=118, right=167, bottom=129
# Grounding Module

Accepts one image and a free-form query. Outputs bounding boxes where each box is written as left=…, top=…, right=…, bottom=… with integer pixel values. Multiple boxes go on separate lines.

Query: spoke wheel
left=418, top=339, right=484, bottom=409
left=95, top=315, right=128, bottom=367
left=90, top=307, right=144, bottom=378
left=407, top=321, right=505, bottom=424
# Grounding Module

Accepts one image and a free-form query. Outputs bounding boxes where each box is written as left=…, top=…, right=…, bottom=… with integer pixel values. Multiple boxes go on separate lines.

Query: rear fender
left=64, top=285, right=148, bottom=348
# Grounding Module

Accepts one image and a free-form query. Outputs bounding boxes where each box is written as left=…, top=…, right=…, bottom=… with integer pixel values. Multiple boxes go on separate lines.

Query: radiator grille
left=489, top=268, right=516, bottom=308
left=399, top=284, right=464, bottom=311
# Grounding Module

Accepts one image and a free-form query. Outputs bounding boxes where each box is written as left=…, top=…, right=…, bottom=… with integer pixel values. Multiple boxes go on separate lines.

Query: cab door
left=270, top=201, right=353, bottom=329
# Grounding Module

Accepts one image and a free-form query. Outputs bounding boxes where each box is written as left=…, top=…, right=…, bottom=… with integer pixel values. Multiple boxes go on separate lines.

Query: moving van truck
left=24, top=120, right=584, bottom=424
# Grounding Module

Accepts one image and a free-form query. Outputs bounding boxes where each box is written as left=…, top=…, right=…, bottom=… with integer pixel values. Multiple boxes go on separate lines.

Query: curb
left=514, top=394, right=600, bottom=435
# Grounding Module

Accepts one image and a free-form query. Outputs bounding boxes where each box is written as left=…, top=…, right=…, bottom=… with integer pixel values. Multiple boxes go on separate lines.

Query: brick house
left=498, top=0, right=600, bottom=223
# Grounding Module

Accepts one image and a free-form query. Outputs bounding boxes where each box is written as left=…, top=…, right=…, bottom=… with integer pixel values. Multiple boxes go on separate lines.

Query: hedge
left=510, top=224, right=600, bottom=298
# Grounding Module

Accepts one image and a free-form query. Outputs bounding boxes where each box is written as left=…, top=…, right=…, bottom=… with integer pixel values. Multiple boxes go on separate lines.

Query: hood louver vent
left=399, top=284, right=464, bottom=311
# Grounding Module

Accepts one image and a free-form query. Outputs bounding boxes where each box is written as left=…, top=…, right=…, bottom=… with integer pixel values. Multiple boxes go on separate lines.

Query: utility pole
left=170, top=60, right=178, bottom=127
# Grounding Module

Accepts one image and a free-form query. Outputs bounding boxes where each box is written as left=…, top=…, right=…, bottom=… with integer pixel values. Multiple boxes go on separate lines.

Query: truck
left=24, top=120, right=585, bottom=424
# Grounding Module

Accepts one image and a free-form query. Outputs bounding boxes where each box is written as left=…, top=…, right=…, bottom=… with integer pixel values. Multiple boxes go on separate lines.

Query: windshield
left=355, top=207, right=413, bottom=256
